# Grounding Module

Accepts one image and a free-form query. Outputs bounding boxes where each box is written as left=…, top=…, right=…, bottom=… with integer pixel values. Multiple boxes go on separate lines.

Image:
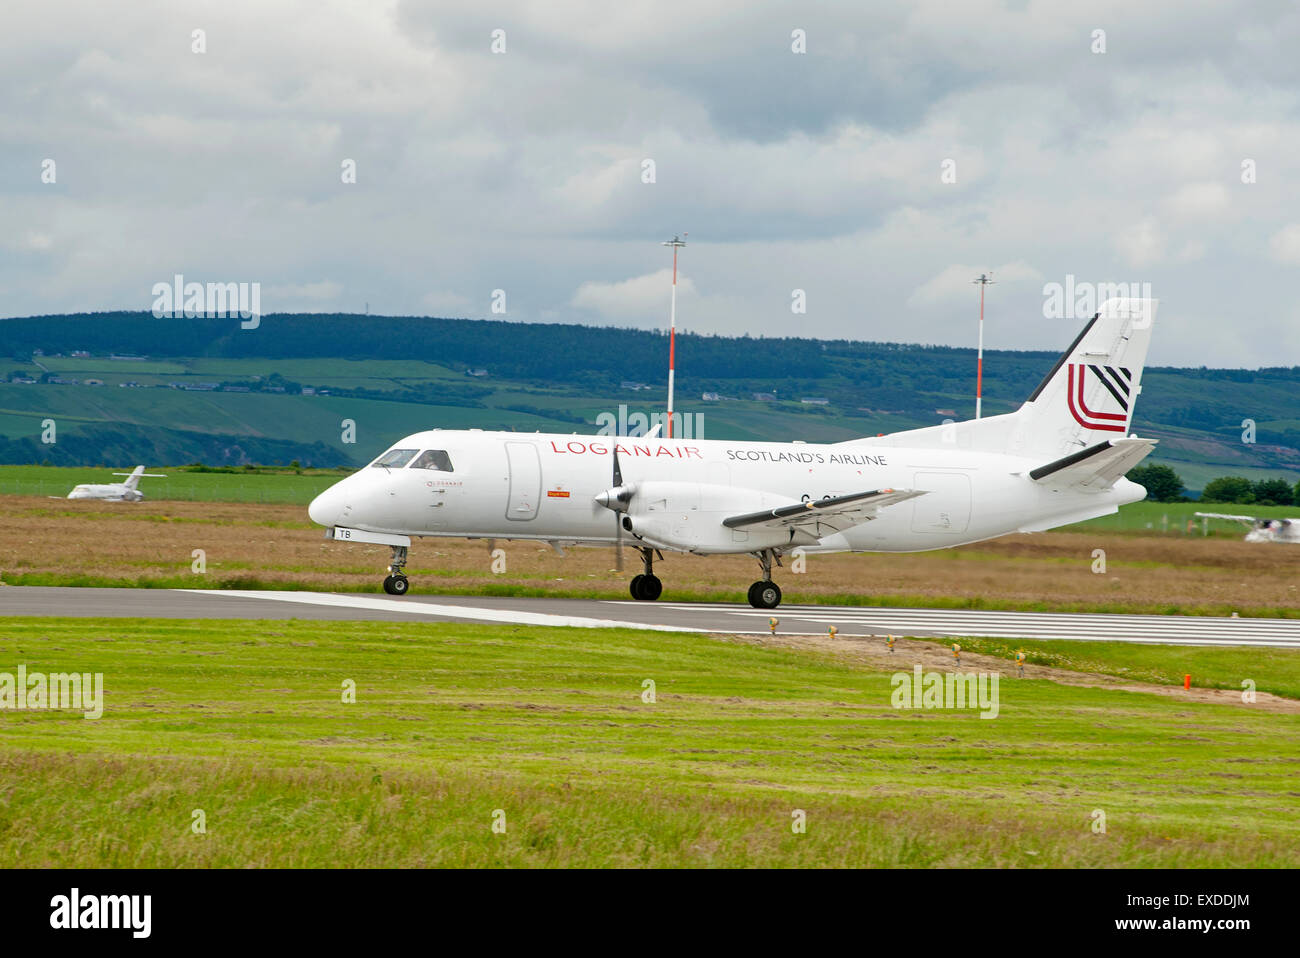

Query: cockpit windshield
left=371, top=448, right=417, bottom=469
left=410, top=449, right=454, bottom=472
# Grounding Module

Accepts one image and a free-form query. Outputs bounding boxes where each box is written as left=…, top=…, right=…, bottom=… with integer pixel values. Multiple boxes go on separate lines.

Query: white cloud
left=1115, top=219, right=1166, bottom=268
left=1267, top=224, right=1300, bottom=264
left=263, top=281, right=343, bottom=309
left=2, top=1, right=1300, bottom=365
left=906, top=261, right=1042, bottom=308
left=571, top=269, right=696, bottom=323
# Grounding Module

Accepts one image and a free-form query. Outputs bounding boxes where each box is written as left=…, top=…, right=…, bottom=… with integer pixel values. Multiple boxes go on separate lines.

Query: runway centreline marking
left=177, top=590, right=702, bottom=633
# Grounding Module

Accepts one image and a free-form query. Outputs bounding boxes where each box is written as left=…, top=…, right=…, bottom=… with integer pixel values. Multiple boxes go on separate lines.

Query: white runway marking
left=645, top=603, right=1300, bottom=647
left=182, top=590, right=701, bottom=632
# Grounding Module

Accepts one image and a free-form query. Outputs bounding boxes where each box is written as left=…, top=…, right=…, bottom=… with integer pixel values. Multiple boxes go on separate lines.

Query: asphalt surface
left=2, top=586, right=1299, bottom=647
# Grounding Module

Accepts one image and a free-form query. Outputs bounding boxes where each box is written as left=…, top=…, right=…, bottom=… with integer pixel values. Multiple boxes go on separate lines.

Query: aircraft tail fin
left=1011, top=298, right=1157, bottom=458
left=856, top=298, right=1158, bottom=464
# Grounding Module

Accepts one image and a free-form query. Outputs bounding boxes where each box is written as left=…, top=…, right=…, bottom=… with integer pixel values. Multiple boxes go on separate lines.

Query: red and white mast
left=662, top=234, right=686, bottom=438
left=972, top=271, right=994, bottom=419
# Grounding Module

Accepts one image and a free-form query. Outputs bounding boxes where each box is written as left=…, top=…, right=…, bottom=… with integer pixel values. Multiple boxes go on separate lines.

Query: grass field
left=0, top=617, right=1296, bottom=867
left=914, top=635, right=1300, bottom=700
left=1063, top=500, right=1299, bottom=534
left=0, top=465, right=345, bottom=504
left=3, top=496, right=1299, bottom=616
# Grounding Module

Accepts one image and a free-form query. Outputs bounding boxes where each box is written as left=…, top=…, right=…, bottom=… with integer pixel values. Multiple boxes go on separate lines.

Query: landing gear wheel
left=748, top=580, right=781, bottom=609
left=383, top=574, right=409, bottom=596
left=630, top=573, right=662, bottom=600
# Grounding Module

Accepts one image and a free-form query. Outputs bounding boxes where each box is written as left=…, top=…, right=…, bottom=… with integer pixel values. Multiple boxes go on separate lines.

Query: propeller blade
left=612, top=444, right=624, bottom=570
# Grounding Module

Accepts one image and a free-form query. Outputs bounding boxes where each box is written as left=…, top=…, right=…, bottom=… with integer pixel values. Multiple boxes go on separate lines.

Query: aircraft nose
left=308, top=484, right=347, bottom=527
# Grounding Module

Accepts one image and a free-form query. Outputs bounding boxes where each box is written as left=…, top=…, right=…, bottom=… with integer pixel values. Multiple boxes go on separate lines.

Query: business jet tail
left=112, top=466, right=167, bottom=490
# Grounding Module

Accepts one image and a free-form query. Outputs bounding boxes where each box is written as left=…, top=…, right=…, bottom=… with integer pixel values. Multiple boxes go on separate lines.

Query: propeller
left=597, top=443, right=636, bottom=571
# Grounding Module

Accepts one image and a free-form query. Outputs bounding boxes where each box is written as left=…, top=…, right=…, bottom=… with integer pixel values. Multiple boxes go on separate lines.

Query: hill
left=2, top=311, right=1298, bottom=489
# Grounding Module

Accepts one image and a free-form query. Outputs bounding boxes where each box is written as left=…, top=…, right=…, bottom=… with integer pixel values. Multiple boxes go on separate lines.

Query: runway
left=2, top=586, right=1299, bottom=647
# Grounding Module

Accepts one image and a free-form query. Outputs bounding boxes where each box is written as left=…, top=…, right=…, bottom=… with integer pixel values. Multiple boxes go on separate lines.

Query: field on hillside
left=1, top=617, right=1296, bottom=867
left=2, top=496, right=1298, bottom=617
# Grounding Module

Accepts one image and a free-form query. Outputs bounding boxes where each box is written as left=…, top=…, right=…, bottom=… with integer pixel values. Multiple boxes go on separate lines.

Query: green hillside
left=1, top=311, right=1297, bottom=488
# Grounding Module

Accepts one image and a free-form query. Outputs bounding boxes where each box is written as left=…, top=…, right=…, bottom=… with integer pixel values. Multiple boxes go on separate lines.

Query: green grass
left=0, top=464, right=346, bottom=504
left=914, top=636, right=1300, bottom=700
left=1068, top=500, right=1298, bottom=534
left=0, top=617, right=1297, bottom=867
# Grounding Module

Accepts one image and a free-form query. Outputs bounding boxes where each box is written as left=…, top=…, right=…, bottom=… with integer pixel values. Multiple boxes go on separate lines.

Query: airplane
left=65, top=465, right=167, bottom=502
left=308, top=297, right=1159, bottom=608
left=1194, top=512, right=1300, bottom=544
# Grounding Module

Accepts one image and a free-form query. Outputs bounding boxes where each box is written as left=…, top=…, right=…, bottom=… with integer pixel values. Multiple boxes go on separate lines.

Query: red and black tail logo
left=1066, top=363, right=1130, bottom=432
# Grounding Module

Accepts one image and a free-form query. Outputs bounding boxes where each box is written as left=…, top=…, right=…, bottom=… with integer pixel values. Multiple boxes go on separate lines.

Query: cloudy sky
left=4, top=0, right=1300, bottom=366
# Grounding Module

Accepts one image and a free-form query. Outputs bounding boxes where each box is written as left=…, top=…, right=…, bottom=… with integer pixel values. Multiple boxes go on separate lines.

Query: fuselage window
left=410, top=449, right=454, bottom=472
left=371, top=448, right=417, bottom=469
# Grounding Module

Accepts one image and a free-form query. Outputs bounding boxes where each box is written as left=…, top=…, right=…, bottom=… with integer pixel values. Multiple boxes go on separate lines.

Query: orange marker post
left=1184, top=674, right=1191, bottom=690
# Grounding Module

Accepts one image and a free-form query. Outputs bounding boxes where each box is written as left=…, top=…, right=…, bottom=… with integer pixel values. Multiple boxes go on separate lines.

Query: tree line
left=1127, top=463, right=1299, bottom=506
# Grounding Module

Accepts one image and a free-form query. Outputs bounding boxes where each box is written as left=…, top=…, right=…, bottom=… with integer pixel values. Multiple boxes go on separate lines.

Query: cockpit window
left=410, top=449, right=454, bottom=472
left=371, top=448, right=417, bottom=469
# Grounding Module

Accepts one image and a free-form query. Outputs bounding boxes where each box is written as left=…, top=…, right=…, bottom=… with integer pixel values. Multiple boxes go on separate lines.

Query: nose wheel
left=382, top=544, right=410, bottom=596
left=747, top=549, right=783, bottom=609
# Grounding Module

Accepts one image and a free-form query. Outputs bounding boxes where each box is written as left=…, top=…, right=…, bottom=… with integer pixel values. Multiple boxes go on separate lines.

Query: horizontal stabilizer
left=723, top=487, right=924, bottom=537
left=1028, top=436, right=1156, bottom=491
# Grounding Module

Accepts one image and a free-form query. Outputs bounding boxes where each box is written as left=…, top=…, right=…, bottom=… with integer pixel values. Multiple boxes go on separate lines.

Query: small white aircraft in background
left=1195, top=512, right=1300, bottom=544
left=65, top=466, right=167, bottom=502
left=309, top=298, right=1159, bottom=607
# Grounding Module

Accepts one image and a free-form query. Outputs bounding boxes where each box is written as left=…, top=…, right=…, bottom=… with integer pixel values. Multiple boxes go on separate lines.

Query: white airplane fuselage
left=308, top=430, right=1145, bottom=554
left=67, top=484, right=144, bottom=502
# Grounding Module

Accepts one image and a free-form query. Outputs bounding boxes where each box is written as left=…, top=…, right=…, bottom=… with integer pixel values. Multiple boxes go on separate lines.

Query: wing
left=1029, top=436, right=1156, bottom=490
left=722, top=488, right=924, bottom=537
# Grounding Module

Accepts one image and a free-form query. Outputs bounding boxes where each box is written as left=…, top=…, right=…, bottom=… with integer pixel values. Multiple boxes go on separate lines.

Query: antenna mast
left=972, top=272, right=995, bottom=419
left=662, top=234, right=687, bottom=438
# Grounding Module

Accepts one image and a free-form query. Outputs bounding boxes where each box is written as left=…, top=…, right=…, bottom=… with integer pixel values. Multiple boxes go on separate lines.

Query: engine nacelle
left=620, top=481, right=811, bottom=554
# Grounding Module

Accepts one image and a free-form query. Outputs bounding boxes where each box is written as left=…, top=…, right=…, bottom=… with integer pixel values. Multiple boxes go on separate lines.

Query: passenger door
left=504, top=441, right=541, bottom=521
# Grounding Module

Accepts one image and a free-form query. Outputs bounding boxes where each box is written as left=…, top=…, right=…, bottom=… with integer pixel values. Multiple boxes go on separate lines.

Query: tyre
left=384, top=575, right=410, bottom=596
left=640, top=574, right=662, bottom=601
left=629, top=574, right=645, bottom=600
left=748, top=580, right=781, bottom=609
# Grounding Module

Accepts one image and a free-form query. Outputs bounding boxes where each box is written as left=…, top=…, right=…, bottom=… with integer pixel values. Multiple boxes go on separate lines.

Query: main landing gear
left=382, top=544, right=410, bottom=596
left=629, top=547, right=663, bottom=601
left=747, top=549, right=783, bottom=609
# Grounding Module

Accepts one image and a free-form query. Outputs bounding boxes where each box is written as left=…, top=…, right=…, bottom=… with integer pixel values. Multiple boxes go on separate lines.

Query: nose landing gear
left=382, top=544, right=410, bottom=596
left=747, top=549, right=783, bottom=609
